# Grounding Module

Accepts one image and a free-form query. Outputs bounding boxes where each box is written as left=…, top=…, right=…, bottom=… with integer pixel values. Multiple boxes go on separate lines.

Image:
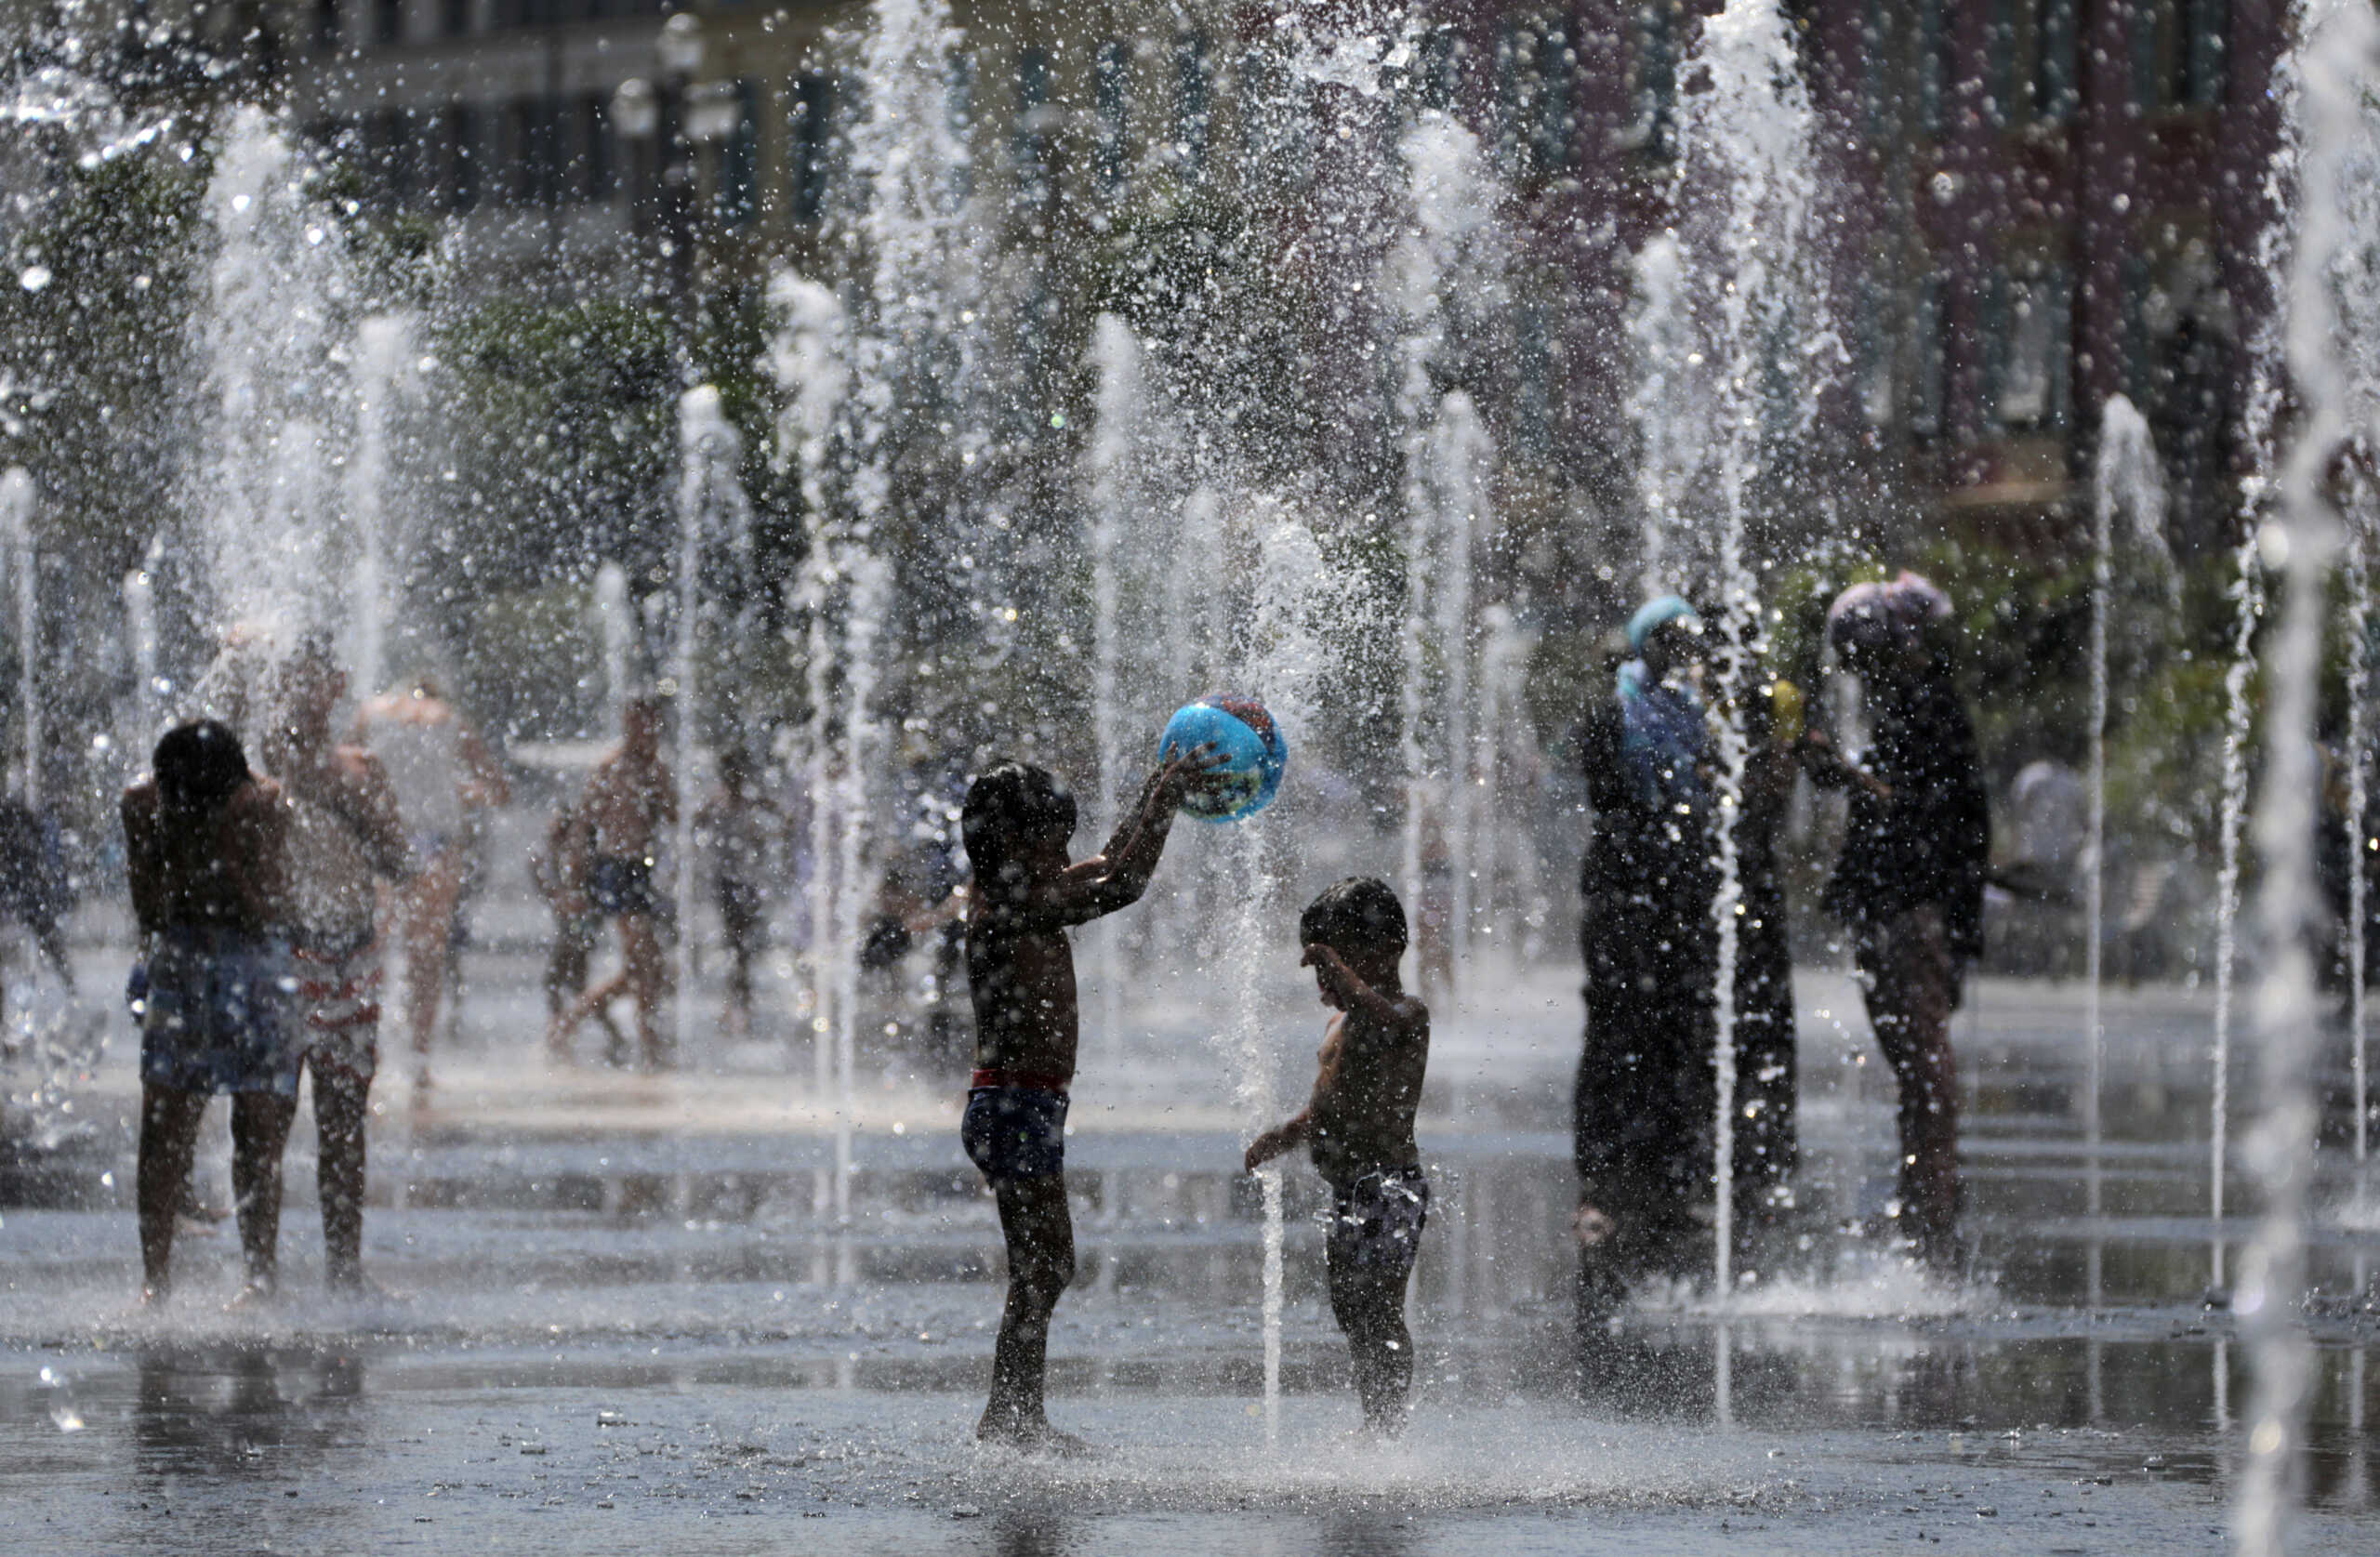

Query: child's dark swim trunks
left=589, top=855, right=659, bottom=917
left=137, top=925, right=302, bottom=1098
left=961, top=1081, right=1068, bottom=1181
left=1325, top=1165, right=1431, bottom=1276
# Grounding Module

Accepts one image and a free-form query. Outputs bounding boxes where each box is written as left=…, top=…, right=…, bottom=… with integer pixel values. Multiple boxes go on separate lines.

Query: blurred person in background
left=1801, top=572, right=1990, bottom=1273
left=265, top=637, right=413, bottom=1295
left=353, top=673, right=508, bottom=1103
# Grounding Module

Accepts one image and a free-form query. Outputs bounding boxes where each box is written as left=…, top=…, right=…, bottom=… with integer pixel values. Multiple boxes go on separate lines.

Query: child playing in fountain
left=1245, top=877, right=1431, bottom=1436
left=959, top=746, right=1221, bottom=1452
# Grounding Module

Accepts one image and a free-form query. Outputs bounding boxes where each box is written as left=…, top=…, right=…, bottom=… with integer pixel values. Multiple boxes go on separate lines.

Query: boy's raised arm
left=1301, top=943, right=1421, bottom=1033
left=1037, top=745, right=1221, bottom=922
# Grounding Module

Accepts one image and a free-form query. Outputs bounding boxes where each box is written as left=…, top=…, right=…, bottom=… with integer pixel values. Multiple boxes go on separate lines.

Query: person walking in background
left=1801, top=572, right=1990, bottom=1273
left=264, top=638, right=413, bottom=1295
left=696, top=746, right=785, bottom=1041
left=0, top=793, right=75, bottom=990
left=353, top=673, right=508, bottom=1103
left=536, top=787, right=631, bottom=1066
left=548, top=697, right=678, bottom=1071
left=124, top=720, right=298, bottom=1305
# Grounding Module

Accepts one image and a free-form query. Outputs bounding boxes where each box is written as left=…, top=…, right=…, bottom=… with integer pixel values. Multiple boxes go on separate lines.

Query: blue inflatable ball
left=1158, top=694, right=1288, bottom=823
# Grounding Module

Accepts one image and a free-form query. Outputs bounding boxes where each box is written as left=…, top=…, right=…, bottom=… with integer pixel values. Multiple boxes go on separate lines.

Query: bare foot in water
left=976, top=1417, right=1093, bottom=1458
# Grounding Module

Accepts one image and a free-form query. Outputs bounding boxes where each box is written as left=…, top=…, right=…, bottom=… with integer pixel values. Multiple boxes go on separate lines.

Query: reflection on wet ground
left=5, top=967, right=2380, bottom=1550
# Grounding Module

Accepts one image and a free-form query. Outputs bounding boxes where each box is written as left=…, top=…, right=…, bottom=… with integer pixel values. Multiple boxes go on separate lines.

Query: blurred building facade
left=22, top=0, right=2293, bottom=571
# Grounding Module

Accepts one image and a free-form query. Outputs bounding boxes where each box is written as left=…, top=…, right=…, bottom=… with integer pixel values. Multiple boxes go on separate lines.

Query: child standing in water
left=124, top=720, right=299, bottom=1305
left=265, top=638, right=415, bottom=1295
left=959, top=747, right=1219, bottom=1452
left=1246, top=877, right=1431, bottom=1436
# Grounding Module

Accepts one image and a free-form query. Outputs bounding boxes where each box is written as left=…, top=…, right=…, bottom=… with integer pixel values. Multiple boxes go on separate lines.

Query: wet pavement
left=5, top=940, right=2380, bottom=1552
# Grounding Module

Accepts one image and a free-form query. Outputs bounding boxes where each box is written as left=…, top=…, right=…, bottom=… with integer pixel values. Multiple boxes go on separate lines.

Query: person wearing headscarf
left=1572, top=596, right=1720, bottom=1306
left=1801, top=571, right=1989, bottom=1273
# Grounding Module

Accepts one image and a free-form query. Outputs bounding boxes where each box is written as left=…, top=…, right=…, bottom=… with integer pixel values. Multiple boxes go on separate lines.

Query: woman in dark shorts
left=124, top=719, right=300, bottom=1305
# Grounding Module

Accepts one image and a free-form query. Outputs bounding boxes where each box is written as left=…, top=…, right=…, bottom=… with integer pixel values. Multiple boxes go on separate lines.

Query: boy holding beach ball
left=959, top=735, right=1226, bottom=1452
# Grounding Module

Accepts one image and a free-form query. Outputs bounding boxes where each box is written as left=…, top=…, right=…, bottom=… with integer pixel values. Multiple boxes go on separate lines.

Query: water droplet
left=18, top=265, right=50, bottom=292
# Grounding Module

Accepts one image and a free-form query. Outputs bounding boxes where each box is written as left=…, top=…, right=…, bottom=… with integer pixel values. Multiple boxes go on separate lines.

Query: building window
left=1514, top=301, right=1554, bottom=455
left=1627, top=3, right=1677, bottom=159
left=575, top=94, right=614, bottom=202
left=2182, top=0, right=2228, bottom=106
left=1174, top=33, right=1210, bottom=178
left=1858, top=270, right=1894, bottom=428
left=786, top=73, right=832, bottom=223
left=356, top=110, right=422, bottom=209
left=1529, top=20, right=1577, bottom=176
left=1860, top=0, right=1889, bottom=144
left=440, top=0, right=469, bottom=36
left=2134, top=0, right=2228, bottom=112
left=1419, top=25, right=1459, bottom=113
left=2032, top=0, right=2079, bottom=124
left=312, top=0, right=340, bottom=55
left=1984, top=0, right=2017, bottom=128
left=373, top=0, right=402, bottom=46
left=1094, top=39, right=1130, bottom=197
left=717, top=80, right=759, bottom=227
left=1917, top=0, right=1947, bottom=139
left=947, top=53, right=975, bottom=199
left=1910, top=275, right=1946, bottom=438
left=1989, top=263, right=2072, bottom=430
left=1238, top=49, right=1309, bottom=194
left=1014, top=46, right=1051, bottom=207
left=500, top=99, right=556, bottom=207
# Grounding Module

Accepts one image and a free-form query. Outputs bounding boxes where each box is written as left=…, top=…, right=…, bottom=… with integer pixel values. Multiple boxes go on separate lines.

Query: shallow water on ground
left=5, top=950, right=2380, bottom=1551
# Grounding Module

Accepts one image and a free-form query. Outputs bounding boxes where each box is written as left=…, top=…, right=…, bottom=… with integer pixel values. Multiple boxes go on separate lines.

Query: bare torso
left=582, top=749, right=674, bottom=861
left=123, top=775, right=292, bottom=937
left=1306, top=998, right=1430, bottom=1188
left=966, top=907, right=1081, bottom=1081
left=278, top=746, right=410, bottom=946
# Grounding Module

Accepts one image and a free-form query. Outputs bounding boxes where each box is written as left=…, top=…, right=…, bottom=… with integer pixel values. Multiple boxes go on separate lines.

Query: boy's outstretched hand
left=1244, top=1126, right=1297, bottom=1174
left=1152, top=741, right=1228, bottom=809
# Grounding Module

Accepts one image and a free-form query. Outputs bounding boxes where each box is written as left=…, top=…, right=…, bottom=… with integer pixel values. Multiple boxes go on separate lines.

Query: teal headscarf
left=1626, top=594, right=1700, bottom=655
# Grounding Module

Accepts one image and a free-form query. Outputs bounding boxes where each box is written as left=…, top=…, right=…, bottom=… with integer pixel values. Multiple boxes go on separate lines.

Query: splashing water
left=346, top=313, right=412, bottom=700
left=2238, top=8, right=2378, bottom=1553
left=2214, top=28, right=2304, bottom=1294
left=1086, top=315, right=1144, bottom=1062
left=673, top=385, right=754, bottom=1068
left=2088, top=395, right=2168, bottom=1308
left=1, top=468, right=34, bottom=802
left=192, top=109, right=357, bottom=653
left=1634, top=0, right=1836, bottom=1297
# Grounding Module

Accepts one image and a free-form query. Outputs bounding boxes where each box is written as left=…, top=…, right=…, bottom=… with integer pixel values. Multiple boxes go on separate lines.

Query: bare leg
left=137, top=1084, right=209, bottom=1303
left=979, top=1174, right=1078, bottom=1447
left=229, top=1091, right=299, bottom=1296
left=1863, top=907, right=1964, bottom=1270
left=1329, top=1252, right=1416, bottom=1434
left=550, top=967, right=630, bottom=1052
left=403, top=852, right=465, bottom=1082
left=622, top=912, right=669, bottom=1070
left=543, top=913, right=594, bottom=1059
left=311, top=1057, right=371, bottom=1292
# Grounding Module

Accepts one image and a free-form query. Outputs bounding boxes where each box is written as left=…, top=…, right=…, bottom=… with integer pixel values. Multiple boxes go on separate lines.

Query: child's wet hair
left=153, top=719, right=249, bottom=825
left=1301, top=877, right=1408, bottom=959
left=961, top=762, right=1077, bottom=892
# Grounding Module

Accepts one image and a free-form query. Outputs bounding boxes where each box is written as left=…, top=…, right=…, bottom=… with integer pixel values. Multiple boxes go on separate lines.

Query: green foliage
left=0, top=141, right=211, bottom=572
